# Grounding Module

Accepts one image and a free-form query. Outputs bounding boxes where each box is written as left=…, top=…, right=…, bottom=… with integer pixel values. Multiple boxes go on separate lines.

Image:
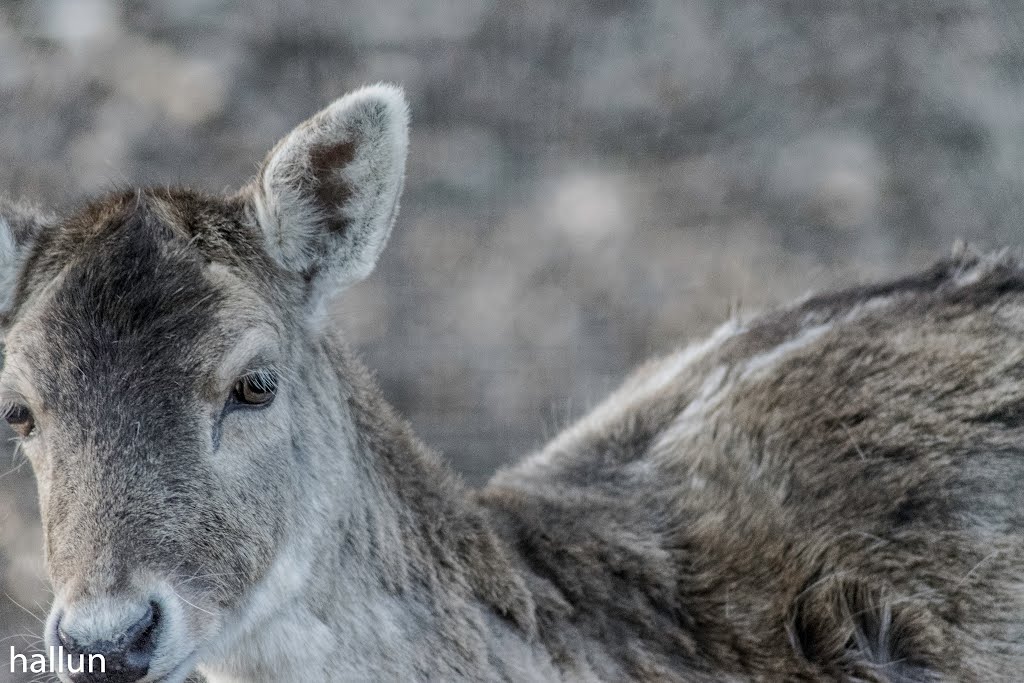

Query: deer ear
left=248, top=84, right=409, bottom=310
left=789, top=576, right=939, bottom=680
left=0, top=199, right=50, bottom=324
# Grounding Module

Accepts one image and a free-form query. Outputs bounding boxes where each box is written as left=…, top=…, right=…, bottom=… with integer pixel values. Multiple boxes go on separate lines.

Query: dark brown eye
left=231, top=371, right=278, bottom=407
left=3, top=404, right=35, bottom=438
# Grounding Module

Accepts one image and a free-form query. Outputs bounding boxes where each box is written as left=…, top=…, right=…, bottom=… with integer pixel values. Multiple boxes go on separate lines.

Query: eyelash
left=228, top=368, right=279, bottom=408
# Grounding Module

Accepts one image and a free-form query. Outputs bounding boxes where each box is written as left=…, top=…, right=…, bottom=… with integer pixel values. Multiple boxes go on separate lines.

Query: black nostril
left=122, top=601, right=159, bottom=669
left=57, top=615, right=75, bottom=651
left=58, top=600, right=161, bottom=683
left=123, top=602, right=155, bottom=647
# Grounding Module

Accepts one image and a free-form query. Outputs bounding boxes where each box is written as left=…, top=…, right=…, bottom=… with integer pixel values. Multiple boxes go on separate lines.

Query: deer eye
left=3, top=403, right=35, bottom=438
left=230, top=370, right=278, bottom=408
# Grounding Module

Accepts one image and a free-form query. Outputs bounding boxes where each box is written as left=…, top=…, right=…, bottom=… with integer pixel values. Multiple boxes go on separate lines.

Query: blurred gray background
left=2, top=1, right=1024, bottom=679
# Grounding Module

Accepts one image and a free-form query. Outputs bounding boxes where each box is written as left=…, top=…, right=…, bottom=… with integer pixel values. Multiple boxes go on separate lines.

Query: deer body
left=3, top=86, right=1024, bottom=682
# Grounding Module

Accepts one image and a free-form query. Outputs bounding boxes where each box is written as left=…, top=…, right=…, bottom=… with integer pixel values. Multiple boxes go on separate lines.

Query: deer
left=2, top=83, right=1024, bottom=682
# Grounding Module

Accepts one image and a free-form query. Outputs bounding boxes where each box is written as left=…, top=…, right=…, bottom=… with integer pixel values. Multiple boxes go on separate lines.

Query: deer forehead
left=2, top=193, right=284, bottom=409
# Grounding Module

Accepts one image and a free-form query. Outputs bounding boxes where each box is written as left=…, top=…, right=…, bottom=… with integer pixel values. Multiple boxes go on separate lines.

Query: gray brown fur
left=1, top=86, right=1022, bottom=682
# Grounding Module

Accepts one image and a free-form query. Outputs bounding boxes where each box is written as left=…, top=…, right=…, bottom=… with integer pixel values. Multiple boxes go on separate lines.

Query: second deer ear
left=0, top=200, right=51, bottom=326
left=248, top=84, right=409, bottom=310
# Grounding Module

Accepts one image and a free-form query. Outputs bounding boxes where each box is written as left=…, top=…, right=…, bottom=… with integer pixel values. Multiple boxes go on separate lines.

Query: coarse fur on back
left=2, top=85, right=1024, bottom=682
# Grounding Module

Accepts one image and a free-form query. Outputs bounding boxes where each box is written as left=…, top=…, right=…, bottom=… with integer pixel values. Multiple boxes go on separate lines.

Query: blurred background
left=2, top=1, right=1024, bottom=679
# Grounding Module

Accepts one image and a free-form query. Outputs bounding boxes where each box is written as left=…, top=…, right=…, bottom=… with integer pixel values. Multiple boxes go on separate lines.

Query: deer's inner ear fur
left=789, top=575, right=940, bottom=681
left=248, top=83, right=409, bottom=315
left=0, top=200, right=50, bottom=325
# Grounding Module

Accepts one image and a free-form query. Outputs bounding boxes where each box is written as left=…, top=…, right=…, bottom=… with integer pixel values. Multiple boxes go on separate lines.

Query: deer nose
left=56, top=600, right=160, bottom=683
